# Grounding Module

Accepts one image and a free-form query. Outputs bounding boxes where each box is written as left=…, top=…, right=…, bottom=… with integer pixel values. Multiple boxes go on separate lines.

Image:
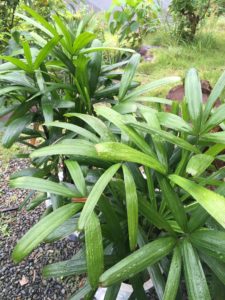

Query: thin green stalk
left=144, top=166, right=157, bottom=210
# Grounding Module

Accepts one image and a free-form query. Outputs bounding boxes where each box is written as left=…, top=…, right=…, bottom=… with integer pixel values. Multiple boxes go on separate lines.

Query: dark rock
left=139, top=45, right=150, bottom=56
left=138, top=45, right=154, bottom=62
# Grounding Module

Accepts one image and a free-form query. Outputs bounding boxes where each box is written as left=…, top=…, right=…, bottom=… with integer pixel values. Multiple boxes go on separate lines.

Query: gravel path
left=0, top=158, right=82, bottom=300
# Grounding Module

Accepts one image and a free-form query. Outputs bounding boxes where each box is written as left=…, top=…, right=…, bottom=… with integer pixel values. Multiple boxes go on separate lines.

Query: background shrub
left=107, top=0, right=160, bottom=48
left=169, top=0, right=211, bottom=42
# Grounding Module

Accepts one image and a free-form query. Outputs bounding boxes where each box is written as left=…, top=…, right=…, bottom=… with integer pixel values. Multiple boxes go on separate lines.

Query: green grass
left=0, top=133, right=18, bottom=240
left=0, top=215, right=12, bottom=238
left=0, top=138, right=20, bottom=172
left=137, top=16, right=225, bottom=98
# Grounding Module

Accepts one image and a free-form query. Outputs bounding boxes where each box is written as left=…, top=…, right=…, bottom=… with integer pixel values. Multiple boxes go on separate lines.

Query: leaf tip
left=11, top=248, right=22, bottom=264
left=186, top=167, right=197, bottom=177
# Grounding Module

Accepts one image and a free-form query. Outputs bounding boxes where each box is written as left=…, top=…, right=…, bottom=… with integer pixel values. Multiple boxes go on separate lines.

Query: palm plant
left=0, top=6, right=177, bottom=194
left=0, top=5, right=139, bottom=201
left=10, top=64, right=225, bottom=299
left=0, top=5, right=135, bottom=147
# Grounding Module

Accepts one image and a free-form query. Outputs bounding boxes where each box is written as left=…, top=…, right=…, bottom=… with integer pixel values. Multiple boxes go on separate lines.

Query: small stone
left=42, top=279, right=47, bottom=285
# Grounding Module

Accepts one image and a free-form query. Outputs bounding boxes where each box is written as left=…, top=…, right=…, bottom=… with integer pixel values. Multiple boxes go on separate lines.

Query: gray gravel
left=0, top=158, right=82, bottom=300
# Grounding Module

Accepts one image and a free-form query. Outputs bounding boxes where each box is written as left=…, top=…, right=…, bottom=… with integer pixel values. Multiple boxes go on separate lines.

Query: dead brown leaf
left=19, top=275, right=29, bottom=286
